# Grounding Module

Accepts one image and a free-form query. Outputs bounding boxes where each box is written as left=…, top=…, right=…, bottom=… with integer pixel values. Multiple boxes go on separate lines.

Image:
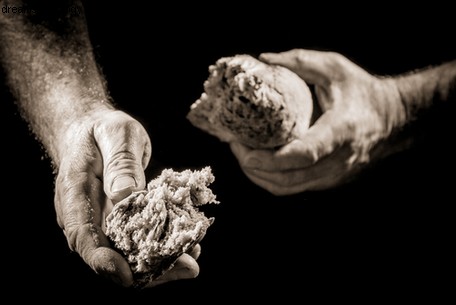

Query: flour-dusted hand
left=230, top=49, right=456, bottom=195
left=0, top=0, right=206, bottom=287
left=53, top=109, right=151, bottom=286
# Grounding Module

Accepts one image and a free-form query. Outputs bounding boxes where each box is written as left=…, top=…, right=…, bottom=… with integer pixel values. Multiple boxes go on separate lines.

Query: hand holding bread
left=105, top=167, right=219, bottom=288
left=230, top=49, right=410, bottom=195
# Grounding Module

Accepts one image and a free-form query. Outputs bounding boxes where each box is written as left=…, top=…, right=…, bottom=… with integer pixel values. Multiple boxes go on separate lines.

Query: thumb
left=259, top=49, right=340, bottom=86
left=95, top=113, right=152, bottom=203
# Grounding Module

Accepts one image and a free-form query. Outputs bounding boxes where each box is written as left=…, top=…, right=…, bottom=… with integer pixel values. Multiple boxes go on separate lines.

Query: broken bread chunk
left=187, top=54, right=313, bottom=149
left=105, top=166, right=219, bottom=288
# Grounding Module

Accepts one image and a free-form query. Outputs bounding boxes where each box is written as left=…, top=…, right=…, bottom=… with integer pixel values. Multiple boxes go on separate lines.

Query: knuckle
left=326, top=51, right=346, bottom=63
left=293, top=49, right=310, bottom=64
left=65, top=222, right=100, bottom=257
left=63, top=223, right=80, bottom=252
left=95, top=111, right=145, bottom=136
left=105, top=150, right=139, bottom=173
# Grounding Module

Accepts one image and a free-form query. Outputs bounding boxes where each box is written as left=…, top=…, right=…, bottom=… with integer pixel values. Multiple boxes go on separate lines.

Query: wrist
left=393, top=61, right=456, bottom=123
left=393, top=73, right=428, bottom=123
left=373, top=61, right=456, bottom=160
left=377, top=77, right=408, bottom=130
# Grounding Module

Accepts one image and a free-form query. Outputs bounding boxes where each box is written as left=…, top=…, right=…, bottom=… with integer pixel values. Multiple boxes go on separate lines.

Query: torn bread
left=187, top=54, right=313, bottom=149
left=105, top=166, right=219, bottom=288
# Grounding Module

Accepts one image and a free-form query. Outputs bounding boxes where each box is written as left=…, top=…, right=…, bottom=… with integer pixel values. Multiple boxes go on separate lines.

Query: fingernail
left=112, top=175, right=136, bottom=193
left=176, top=265, right=199, bottom=279
left=246, top=158, right=261, bottom=168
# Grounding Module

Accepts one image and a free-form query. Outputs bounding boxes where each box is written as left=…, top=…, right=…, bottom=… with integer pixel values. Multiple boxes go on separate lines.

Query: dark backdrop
left=2, top=2, right=454, bottom=302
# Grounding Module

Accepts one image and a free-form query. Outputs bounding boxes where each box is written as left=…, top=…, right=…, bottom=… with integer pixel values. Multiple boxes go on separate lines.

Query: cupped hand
left=53, top=109, right=200, bottom=287
left=230, top=49, right=408, bottom=195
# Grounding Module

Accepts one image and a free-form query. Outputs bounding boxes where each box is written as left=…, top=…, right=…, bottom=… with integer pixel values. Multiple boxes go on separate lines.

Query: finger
left=229, top=141, right=251, bottom=158
left=79, top=234, right=134, bottom=287
left=166, top=254, right=200, bottom=279
left=242, top=169, right=307, bottom=196
left=230, top=141, right=270, bottom=169
left=187, top=244, right=201, bottom=260
left=260, top=49, right=344, bottom=86
left=54, top=169, right=134, bottom=287
left=146, top=254, right=200, bottom=287
left=231, top=140, right=313, bottom=172
left=232, top=111, right=345, bottom=172
left=242, top=145, right=354, bottom=195
left=94, top=111, right=152, bottom=203
left=230, top=140, right=312, bottom=170
left=243, top=169, right=335, bottom=195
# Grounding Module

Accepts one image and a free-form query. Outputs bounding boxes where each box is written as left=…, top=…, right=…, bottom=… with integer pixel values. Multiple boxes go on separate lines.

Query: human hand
left=54, top=109, right=200, bottom=287
left=230, top=49, right=409, bottom=195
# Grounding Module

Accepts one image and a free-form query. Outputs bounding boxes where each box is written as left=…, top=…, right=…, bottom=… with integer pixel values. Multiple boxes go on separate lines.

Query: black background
left=2, top=2, right=455, bottom=302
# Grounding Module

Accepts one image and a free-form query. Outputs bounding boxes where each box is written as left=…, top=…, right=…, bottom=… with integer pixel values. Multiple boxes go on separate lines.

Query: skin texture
left=0, top=0, right=200, bottom=287
left=230, top=49, right=456, bottom=195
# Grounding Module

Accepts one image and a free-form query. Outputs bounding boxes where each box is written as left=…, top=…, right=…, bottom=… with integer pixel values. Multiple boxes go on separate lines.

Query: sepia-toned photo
left=1, top=0, right=454, bottom=302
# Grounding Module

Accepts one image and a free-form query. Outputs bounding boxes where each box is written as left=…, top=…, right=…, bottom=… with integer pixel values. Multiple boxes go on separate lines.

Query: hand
left=53, top=109, right=200, bottom=287
left=230, top=49, right=409, bottom=195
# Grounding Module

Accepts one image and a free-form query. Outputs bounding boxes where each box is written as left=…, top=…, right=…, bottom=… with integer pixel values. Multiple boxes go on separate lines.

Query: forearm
left=0, top=0, right=113, bottom=166
left=395, top=60, right=456, bottom=123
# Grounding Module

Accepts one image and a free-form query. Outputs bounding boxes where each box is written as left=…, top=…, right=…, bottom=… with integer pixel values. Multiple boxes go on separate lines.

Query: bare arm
left=0, top=0, right=201, bottom=287
left=0, top=0, right=112, bottom=165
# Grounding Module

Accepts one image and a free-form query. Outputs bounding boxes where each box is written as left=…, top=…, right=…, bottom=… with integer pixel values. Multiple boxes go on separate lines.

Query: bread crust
left=187, top=54, right=313, bottom=148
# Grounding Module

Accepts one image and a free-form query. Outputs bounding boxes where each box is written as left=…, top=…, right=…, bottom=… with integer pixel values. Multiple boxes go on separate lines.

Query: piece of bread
left=187, top=54, right=313, bottom=149
left=105, top=166, right=219, bottom=288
